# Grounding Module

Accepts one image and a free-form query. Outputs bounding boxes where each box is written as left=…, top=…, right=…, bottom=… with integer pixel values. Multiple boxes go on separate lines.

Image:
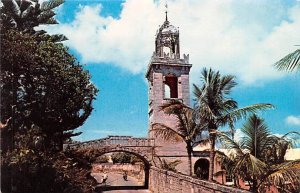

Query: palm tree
left=0, top=0, right=67, bottom=41
left=193, top=68, right=274, bottom=181
left=220, top=114, right=300, bottom=192
left=275, top=48, right=300, bottom=72
left=264, top=131, right=300, bottom=165
left=150, top=100, right=209, bottom=176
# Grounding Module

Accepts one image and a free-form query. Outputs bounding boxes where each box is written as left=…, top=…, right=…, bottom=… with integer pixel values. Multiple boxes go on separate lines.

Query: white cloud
left=42, top=0, right=300, bottom=84
left=286, top=115, right=300, bottom=126
left=234, top=128, right=244, bottom=142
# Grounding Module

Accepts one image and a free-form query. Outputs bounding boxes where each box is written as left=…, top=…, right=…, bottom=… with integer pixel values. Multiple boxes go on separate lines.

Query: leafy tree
left=0, top=30, right=98, bottom=152
left=220, top=114, right=300, bottom=193
left=193, top=68, right=273, bottom=181
left=275, top=49, right=300, bottom=72
left=1, top=121, right=98, bottom=193
left=0, top=0, right=67, bottom=41
left=95, top=155, right=109, bottom=163
left=111, top=152, right=141, bottom=164
left=150, top=100, right=209, bottom=176
left=0, top=1, right=98, bottom=192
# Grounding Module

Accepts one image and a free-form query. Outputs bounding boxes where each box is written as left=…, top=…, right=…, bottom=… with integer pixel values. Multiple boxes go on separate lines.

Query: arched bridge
left=64, top=136, right=157, bottom=166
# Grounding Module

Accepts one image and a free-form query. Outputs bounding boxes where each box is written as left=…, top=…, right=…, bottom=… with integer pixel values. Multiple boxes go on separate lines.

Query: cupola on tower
left=146, top=12, right=192, bottom=168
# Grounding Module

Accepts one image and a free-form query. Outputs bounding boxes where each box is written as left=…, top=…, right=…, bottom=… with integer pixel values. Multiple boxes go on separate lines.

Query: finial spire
left=165, top=0, right=168, bottom=22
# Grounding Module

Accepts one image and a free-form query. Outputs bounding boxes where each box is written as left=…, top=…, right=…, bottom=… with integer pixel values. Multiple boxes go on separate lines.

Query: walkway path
left=92, top=172, right=150, bottom=193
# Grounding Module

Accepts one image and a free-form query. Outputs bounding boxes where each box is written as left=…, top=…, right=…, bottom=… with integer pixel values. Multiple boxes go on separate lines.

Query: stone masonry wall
left=149, top=166, right=251, bottom=193
left=148, top=71, right=190, bottom=174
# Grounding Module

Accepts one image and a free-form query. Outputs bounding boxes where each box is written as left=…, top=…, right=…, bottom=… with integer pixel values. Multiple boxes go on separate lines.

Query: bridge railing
left=64, top=136, right=155, bottom=150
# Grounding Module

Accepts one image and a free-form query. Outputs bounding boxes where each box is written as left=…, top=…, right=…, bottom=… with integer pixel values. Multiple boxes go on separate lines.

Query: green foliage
left=1, top=0, right=62, bottom=30
left=111, top=152, right=141, bottom=164
left=1, top=148, right=97, bottom=193
left=193, top=68, right=273, bottom=181
left=151, top=99, right=209, bottom=175
left=95, top=155, right=109, bottom=163
left=161, top=159, right=182, bottom=172
left=275, top=49, right=300, bottom=72
left=219, top=115, right=300, bottom=192
left=0, top=1, right=98, bottom=192
left=0, top=0, right=67, bottom=41
left=193, top=68, right=273, bottom=131
left=0, top=30, right=98, bottom=152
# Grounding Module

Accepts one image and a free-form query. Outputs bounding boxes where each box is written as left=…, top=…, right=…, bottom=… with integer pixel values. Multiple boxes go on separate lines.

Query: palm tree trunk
left=208, top=131, right=216, bottom=181
left=251, top=178, right=258, bottom=193
left=187, top=146, right=193, bottom=176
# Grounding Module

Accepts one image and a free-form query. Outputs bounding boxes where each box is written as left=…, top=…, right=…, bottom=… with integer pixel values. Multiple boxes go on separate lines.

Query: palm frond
left=262, top=160, right=300, bottom=191
left=279, top=131, right=300, bottom=146
left=161, top=159, right=182, bottom=171
left=218, top=132, right=244, bottom=156
left=40, top=0, right=65, bottom=11
left=224, top=103, right=274, bottom=123
left=233, top=153, right=267, bottom=178
left=2, top=0, right=21, bottom=17
left=193, top=83, right=204, bottom=100
left=20, top=5, right=34, bottom=18
left=220, top=75, right=237, bottom=95
left=192, top=138, right=210, bottom=148
left=150, top=123, right=184, bottom=142
left=241, top=114, right=274, bottom=159
left=275, top=49, right=300, bottom=72
left=37, top=10, right=56, bottom=23
left=41, top=17, right=58, bottom=25
left=159, top=99, right=191, bottom=114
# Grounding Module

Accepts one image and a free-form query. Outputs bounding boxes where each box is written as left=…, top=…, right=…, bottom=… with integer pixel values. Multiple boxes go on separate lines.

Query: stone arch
left=89, top=146, right=152, bottom=188
left=194, top=158, right=209, bottom=180
left=93, top=146, right=152, bottom=166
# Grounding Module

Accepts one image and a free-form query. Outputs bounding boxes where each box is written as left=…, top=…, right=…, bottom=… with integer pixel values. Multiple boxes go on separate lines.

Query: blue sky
left=43, top=0, right=300, bottom=141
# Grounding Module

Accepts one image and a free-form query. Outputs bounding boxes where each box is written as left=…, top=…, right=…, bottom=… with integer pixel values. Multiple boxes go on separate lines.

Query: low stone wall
left=149, top=167, right=251, bottom=193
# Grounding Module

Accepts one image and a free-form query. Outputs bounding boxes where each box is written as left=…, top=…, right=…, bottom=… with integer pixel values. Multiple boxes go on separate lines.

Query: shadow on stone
left=95, top=185, right=147, bottom=192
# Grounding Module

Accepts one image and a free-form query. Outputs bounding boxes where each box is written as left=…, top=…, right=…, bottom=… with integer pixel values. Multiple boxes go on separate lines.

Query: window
left=164, top=76, right=178, bottom=98
left=163, top=46, right=171, bottom=57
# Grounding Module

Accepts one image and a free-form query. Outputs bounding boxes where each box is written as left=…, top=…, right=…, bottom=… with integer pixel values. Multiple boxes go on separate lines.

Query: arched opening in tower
left=164, top=76, right=178, bottom=98
left=194, top=158, right=209, bottom=180
left=163, top=46, right=171, bottom=57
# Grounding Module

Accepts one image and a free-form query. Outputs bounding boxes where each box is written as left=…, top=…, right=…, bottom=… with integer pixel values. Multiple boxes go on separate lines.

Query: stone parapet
left=149, top=166, right=251, bottom=193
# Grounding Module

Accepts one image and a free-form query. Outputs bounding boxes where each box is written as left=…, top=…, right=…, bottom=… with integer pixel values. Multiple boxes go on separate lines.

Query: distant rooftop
left=194, top=144, right=300, bottom=161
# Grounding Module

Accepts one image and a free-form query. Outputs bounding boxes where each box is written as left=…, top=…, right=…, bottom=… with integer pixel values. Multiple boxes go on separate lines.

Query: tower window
left=164, top=84, right=171, bottom=98
left=164, top=76, right=178, bottom=98
left=163, top=46, right=171, bottom=57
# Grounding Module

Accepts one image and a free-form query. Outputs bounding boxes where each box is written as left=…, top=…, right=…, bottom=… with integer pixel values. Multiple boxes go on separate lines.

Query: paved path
left=92, top=173, right=150, bottom=193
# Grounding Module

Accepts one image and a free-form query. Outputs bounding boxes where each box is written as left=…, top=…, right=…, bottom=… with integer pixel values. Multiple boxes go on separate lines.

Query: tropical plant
left=265, top=131, right=300, bottom=165
left=193, top=68, right=274, bottom=181
left=275, top=49, right=300, bottom=72
left=0, top=0, right=67, bottom=41
left=219, top=114, right=300, bottom=192
left=1, top=30, right=98, bottom=152
left=161, top=159, right=182, bottom=172
left=150, top=100, right=209, bottom=176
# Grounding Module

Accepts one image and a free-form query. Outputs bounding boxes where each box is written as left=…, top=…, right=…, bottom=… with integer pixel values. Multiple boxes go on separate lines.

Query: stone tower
left=145, top=13, right=192, bottom=173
